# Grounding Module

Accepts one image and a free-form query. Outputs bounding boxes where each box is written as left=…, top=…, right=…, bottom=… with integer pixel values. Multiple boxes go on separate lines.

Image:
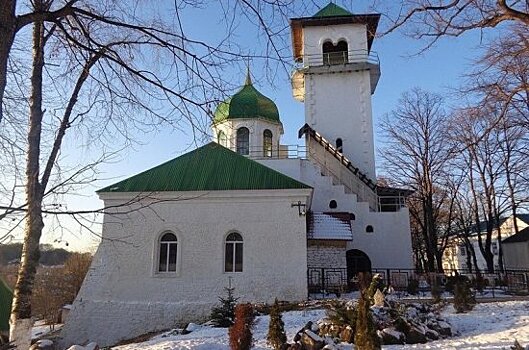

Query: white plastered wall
left=60, top=189, right=310, bottom=347
left=259, top=158, right=414, bottom=269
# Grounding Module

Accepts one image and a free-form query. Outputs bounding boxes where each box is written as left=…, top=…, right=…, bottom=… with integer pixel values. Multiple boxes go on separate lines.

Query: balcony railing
left=296, top=49, right=379, bottom=68
left=238, top=145, right=307, bottom=160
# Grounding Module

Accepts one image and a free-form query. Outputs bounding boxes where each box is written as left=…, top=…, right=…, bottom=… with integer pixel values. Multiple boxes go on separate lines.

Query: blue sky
left=36, top=1, right=493, bottom=251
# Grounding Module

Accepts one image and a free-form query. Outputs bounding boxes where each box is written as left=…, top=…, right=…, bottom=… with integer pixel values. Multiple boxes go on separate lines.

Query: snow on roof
left=307, top=212, right=353, bottom=240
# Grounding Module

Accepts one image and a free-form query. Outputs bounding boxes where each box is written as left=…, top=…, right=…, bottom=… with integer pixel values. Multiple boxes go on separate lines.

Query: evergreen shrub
left=210, top=286, right=239, bottom=327
left=229, top=303, right=255, bottom=350
left=267, top=299, right=287, bottom=350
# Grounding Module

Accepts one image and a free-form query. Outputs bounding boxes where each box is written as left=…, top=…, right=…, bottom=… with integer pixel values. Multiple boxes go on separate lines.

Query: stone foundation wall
left=307, top=240, right=347, bottom=269
left=59, top=300, right=213, bottom=347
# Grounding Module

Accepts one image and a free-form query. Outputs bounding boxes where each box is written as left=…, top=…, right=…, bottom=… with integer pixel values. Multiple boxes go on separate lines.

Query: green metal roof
left=0, top=277, right=12, bottom=332
left=213, top=73, right=280, bottom=124
left=98, top=142, right=311, bottom=193
left=313, top=3, right=353, bottom=17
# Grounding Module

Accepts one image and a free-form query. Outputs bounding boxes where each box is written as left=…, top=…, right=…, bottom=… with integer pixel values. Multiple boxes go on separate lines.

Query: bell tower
left=290, top=3, right=380, bottom=181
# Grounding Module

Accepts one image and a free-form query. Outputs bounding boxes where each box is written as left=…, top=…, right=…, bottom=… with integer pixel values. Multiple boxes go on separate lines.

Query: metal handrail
left=236, top=145, right=307, bottom=160
left=295, top=49, right=379, bottom=68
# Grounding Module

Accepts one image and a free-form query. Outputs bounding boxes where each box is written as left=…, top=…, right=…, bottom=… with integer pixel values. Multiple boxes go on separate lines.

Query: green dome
left=213, top=74, right=280, bottom=123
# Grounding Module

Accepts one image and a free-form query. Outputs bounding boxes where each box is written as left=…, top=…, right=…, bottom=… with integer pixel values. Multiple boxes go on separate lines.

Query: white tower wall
left=297, top=22, right=377, bottom=180
left=304, top=70, right=376, bottom=179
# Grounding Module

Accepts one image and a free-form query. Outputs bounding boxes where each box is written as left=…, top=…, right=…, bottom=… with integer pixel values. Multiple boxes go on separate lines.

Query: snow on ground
left=114, top=301, right=529, bottom=350
left=31, top=320, right=62, bottom=340
left=386, top=301, right=529, bottom=349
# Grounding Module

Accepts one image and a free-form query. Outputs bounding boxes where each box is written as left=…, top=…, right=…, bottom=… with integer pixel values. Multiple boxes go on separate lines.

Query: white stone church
left=61, top=3, right=413, bottom=347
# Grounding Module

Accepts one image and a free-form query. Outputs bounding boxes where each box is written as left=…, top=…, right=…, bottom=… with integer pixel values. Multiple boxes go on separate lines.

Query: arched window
left=263, top=129, right=273, bottom=157
left=225, top=232, right=243, bottom=272
left=366, top=225, right=374, bottom=233
left=236, top=127, right=249, bottom=155
left=329, top=200, right=337, bottom=209
left=323, top=40, right=349, bottom=65
left=336, top=138, right=343, bottom=153
left=218, top=131, right=227, bottom=147
left=158, top=232, right=178, bottom=272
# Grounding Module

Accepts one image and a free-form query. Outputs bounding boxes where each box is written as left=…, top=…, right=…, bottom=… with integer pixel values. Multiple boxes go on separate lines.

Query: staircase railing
left=299, top=124, right=378, bottom=210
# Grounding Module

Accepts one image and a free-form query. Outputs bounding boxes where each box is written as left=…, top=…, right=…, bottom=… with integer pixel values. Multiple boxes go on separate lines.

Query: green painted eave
left=213, top=81, right=280, bottom=123
left=313, top=3, right=353, bottom=17
left=0, top=278, right=13, bottom=332
left=98, top=142, right=311, bottom=193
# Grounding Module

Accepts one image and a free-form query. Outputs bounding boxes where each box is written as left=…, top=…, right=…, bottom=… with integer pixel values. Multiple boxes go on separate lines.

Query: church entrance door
left=346, top=249, right=371, bottom=289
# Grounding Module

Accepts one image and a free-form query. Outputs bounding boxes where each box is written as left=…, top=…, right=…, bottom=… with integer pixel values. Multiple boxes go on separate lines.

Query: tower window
left=263, top=129, right=273, bottom=157
left=336, top=138, right=343, bottom=153
left=218, top=131, right=227, bottom=147
left=236, top=127, right=249, bottom=155
left=366, top=225, right=374, bottom=233
left=323, top=40, right=348, bottom=65
left=329, top=200, right=337, bottom=209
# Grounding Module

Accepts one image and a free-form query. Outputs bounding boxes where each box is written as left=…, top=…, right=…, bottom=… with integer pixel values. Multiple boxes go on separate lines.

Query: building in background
left=442, top=214, right=529, bottom=271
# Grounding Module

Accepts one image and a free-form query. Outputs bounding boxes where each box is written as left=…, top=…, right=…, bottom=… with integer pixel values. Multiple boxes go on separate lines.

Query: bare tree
left=448, top=105, right=516, bottom=273
left=379, top=88, right=453, bottom=272
left=0, top=1, right=313, bottom=348
left=379, top=1, right=529, bottom=48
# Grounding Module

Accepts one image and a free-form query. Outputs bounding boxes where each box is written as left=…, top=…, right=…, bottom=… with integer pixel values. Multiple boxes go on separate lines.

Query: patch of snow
left=32, top=322, right=62, bottom=339
left=186, top=323, right=201, bottom=332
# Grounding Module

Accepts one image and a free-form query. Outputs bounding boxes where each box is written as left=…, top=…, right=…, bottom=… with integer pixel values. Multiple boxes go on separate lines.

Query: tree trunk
left=9, top=16, right=45, bottom=350
left=0, top=0, right=17, bottom=124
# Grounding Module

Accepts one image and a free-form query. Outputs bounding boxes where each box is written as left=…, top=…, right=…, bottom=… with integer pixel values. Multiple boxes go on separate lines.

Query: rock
left=322, top=344, right=338, bottom=350
left=66, top=346, right=86, bottom=350
left=405, top=325, right=427, bottom=344
left=300, top=330, right=325, bottom=350
left=288, top=343, right=302, bottom=350
left=405, top=306, right=419, bottom=319
left=373, top=289, right=385, bottom=307
left=294, top=321, right=313, bottom=342
left=339, top=325, right=354, bottom=343
left=84, top=343, right=99, bottom=350
left=280, top=343, right=291, bottom=350
left=393, top=317, right=411, bottom=334
left=431, top=321, right=452, bottom=337
left=379, top=327, right=405, bottom=345
left=30, top=339, right=54, bottom=350
left=185, top=323, right=201, bottom=333
left=83, top=343, right=98, bottom=350
left=425, top=328, right=439, bottom=340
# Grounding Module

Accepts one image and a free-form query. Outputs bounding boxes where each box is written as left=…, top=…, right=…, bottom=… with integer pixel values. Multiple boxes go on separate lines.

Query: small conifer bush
left=431, top=282, right=442, bottom=304
left=229, top=303, right=255, bottom=350
left=407, top=278, right=419, bottom=295
left=210, top=286, right=239, bottom=327
left=354, top=273, right=381, bottom=350
left=453, top=278, right=476, bottom=313
left=267, top=299, right=287, bottom=350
